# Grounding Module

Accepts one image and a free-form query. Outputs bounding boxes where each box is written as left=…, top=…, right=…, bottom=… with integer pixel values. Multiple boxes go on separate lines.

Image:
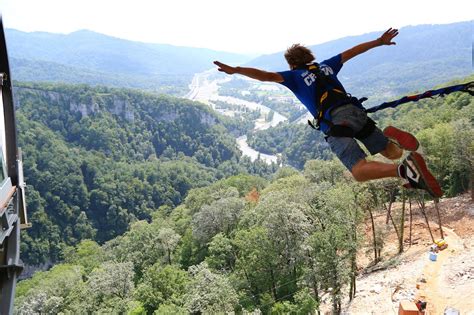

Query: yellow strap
left=320, top=91, right=328, bottom=103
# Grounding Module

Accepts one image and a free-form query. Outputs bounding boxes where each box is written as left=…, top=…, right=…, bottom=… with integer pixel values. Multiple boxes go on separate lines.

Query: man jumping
left=214, top=28, right=442, bottom=198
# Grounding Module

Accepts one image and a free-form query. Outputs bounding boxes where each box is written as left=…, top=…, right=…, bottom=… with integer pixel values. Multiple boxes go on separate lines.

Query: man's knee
left=381, top=142, right=403, bottom=160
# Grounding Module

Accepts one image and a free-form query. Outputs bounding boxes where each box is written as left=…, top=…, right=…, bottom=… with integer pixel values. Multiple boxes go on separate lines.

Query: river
left=186, top=69, right=287, bottom=164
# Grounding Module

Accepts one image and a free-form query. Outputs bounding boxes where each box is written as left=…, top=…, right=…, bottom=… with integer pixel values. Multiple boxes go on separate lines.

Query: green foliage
left=15, top=264, right=83, bottom=314
left=15, top=74, right=473, bottom=314
left=135, top=264, right=189, bottom=313
left=154, top=303, right=187, bottom=314
left=16, top=264, right=82, bottom=301
left=271, top=301, right=298, bottom=314
left=192, top=192, right=245, bottom=243
left=305, top=184, right=361, bottom=312
left=294, top=288, right=318, bottom=314
left=63, top=239, right=105, bottom=274
left=15, top=160, right=365, bottom=314
left=205, top=233, right=235, bottom=271
left=16, top=82, right=280, bottom=264
left=247, top=123, right=333, bottom=169
left=303, top=158, right=346, bottom=185
left=127, top=301, right=147, bottom=315
left=184, top=262, right=239, bottom=314
left=272, top=166, right=300, bottom=180
left=104, top=221, right=170, bottom=278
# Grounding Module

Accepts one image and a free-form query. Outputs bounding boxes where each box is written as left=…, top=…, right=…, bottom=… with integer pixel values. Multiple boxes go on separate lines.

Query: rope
left=365, top=81, right=474, bottom=113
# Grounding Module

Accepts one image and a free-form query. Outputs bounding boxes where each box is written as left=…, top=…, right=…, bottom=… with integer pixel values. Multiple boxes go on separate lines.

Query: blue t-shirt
left=278, top=54, right=345, bottom=118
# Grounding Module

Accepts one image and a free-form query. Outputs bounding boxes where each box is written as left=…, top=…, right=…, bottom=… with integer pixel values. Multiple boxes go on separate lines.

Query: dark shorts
left=326, top=104, right=389, bottom=171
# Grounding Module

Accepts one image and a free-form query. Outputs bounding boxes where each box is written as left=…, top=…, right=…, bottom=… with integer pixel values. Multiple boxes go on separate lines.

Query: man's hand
left=378, top=28, right=399, bottom=45
left=341, top=27, right=399, bottom=63
left=214, top=61, right=237, bottom=75
left=213, top=61, right=283, bottom=82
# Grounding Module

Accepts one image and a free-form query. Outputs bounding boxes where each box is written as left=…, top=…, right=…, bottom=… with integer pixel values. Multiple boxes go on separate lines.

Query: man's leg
left=350, top=154, right=443, bottom=198
left=327, top=136, right=400, bottom=181
left=351, top=159, right=398, bottom=182
left=359, top=125, right=442, bottom=197
left=327, top=104, right=441, bottom=196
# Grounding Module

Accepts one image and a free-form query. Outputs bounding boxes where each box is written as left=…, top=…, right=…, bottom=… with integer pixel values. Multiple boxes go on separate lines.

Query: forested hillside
left=15, top=83, right=277, bottom=265
left=14, top=75, right=473, bottom=313
left=7, top=20, right=473, bottom=314
left=6, top=29, right=252, bottom=95
left=15, top=165, right=362, bottom=314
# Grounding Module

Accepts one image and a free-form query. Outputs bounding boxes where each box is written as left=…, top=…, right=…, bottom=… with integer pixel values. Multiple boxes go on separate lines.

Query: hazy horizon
left=1, top=0, right=472, bottom=54
left=5, top=19, right=472, bottom=57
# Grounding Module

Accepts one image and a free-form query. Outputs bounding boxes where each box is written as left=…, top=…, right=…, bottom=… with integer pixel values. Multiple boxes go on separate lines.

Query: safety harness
left=302, top=63, right=375, bottom=140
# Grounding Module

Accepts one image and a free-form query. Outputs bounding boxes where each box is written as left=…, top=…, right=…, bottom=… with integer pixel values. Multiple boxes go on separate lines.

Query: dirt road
left=417, top=227, right=474, bottom=314
left=342, top=194, right=474, bottom=314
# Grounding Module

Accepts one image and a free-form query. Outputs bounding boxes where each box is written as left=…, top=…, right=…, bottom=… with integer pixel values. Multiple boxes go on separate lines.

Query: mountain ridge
left=5, top=28, right=253, bottom=94
left=244, top=21, right=472, bottom=101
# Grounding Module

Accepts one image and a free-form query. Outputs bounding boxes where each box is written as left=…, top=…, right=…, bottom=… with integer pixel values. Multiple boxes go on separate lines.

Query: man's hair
left=284, top=44, right=315, bottom=69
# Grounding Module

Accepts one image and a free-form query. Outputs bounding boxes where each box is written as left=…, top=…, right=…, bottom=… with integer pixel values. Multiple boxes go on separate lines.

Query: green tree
left=15, top=264, right=83, bottom=314
left=63, top=239, right=105, bottom=274
left=157, top=227, right=181, bottom=265
left=135, top=264, right=189, bottom=313
left=184, top=262, right=239, bottom=313
left=83, top=261, right=135, bottom=313
left=192, top=195, right=245, bottom=243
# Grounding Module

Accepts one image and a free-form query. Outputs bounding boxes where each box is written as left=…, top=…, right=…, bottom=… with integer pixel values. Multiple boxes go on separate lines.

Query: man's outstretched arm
left=214, top=61, right=284, bottom=82
left=341, top=28, right=399, bottom=64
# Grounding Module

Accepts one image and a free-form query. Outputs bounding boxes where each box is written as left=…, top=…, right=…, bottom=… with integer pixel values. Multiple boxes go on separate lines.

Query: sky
left=0, top=0, right=472, bottom=54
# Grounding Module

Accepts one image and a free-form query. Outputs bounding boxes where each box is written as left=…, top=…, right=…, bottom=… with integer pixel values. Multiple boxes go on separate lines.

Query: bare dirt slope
left=341, top=193, right=474, bottom=315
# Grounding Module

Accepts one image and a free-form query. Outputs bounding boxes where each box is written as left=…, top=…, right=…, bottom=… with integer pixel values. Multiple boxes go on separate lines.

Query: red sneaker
left=383, top=126, right=419, bottom=151
left=400, top=152, right=443, bottom=198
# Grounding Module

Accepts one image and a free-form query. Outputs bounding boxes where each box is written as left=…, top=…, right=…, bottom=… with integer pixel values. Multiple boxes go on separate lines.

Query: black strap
left=324, top=117, right=376, bottom=140
left=354, top=117, right=376, bottom=140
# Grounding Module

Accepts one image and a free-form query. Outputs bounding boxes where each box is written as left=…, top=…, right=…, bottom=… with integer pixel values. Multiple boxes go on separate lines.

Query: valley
left=186, top=69, right=287, bottom=164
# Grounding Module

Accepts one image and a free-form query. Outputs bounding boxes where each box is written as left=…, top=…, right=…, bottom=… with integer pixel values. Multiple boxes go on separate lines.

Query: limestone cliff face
left=12, top=87, right=219, bottom=127
left=69, top=101, right=100, bottom=118
left=109, top=98, right=134, bottom=122
left=13, top=87, right=136, bottom=122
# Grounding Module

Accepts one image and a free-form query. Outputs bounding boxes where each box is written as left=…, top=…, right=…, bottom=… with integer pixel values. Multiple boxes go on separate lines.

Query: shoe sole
left=409, top=152, right=443, bottom=198
left=384, top=126, right=419, bottom=151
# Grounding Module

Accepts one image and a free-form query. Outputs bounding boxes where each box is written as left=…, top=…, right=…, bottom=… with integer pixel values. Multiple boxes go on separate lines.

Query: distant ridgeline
left=14, top=82, right=277, bottom=264
left=6, top=29, right=252, bottom=95
left=245, top=21, right=472, bottom=105
left=6, top=22, right=472, bottom=99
